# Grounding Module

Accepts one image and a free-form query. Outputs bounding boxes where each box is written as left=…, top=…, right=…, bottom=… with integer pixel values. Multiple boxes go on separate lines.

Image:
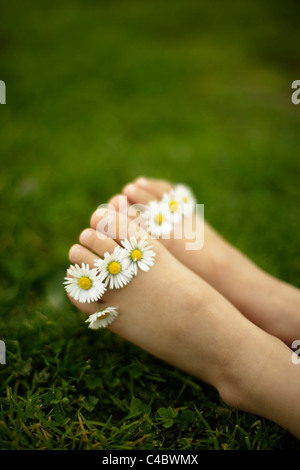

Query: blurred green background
left=0, top=0, right=300, bottom=450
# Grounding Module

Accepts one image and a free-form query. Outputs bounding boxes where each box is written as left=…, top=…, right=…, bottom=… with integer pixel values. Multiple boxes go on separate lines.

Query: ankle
left=214, top=325, right=286, bottom=414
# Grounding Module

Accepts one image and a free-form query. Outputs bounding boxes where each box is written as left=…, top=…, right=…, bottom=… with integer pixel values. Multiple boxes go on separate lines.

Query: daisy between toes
left=64, top=183, right=196, bottom=329
left=63, top=236, right=156, bottom=329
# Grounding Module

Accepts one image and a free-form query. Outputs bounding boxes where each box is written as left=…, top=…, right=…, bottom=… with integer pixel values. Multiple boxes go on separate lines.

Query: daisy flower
left=121, top=236, right=156, bottom=275
left=94, top=246, right=133, bottom=289
left=142, top=200, right=173, bottom=237
left=63, top=263, right=106, bottom=303
left=173, top=184, right=196, bottom=215
left=85, top=307, right=119, bottom=329
left=161, top=189, right=184, bottom=224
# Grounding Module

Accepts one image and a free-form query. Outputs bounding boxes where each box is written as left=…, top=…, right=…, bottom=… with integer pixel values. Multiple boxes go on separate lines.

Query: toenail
left=124, top=184, right=135, bottom=194
left=69, top=245, right=82, bottom=261
left=80, top=229, right=93, bottom=244
left=96, top=207, right=109, bottom=218
left=136, top=177, right=148, bottom=187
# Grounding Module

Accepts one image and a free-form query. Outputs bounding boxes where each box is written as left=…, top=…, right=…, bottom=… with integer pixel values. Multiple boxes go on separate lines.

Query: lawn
left=0, top=0, right=300, bottom=450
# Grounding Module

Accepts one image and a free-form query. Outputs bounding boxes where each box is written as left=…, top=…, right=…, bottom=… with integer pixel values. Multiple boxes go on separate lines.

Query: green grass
left=1, top=0, right=300, bottom=450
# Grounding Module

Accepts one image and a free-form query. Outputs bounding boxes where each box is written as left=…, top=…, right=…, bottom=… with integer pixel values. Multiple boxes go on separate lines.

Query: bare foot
left=68, top=209, right=238, bottom=390
left=104, top=176, right=300, bottom=346
left=66, top=206, right=300, bottom=439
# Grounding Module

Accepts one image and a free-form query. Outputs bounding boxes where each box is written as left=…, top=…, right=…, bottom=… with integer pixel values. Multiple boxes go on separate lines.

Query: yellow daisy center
left=131, top=249, right=142, bottom=261
left=108, top=261, right=121, bottom=275
left=100, top=312, right=108, bottom=319
left=169, top=200, right=178, bottom=212
left=154, top=213, right=163, bottom=225
left=78, top=276, right=92, bottom=290
left=183, top=196, right=189, bottom=203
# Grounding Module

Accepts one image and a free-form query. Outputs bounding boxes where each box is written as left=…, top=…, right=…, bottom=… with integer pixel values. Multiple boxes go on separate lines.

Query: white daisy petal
left=161, top=190, right=184, bottom=223
left=138, top=260, right=150, bottom=272
left=120, top=236, right=156, bottom=275
left=142, top=201, right=173, bottom=237
left=94, top=246, right=133, bottom=289
left=63, top=262, right=106, bottom=303
left=131, top=263, right=138, bottom=275
left=173, top=184, right=196, bottom=215
left=86, top=307, right=119, bottom=329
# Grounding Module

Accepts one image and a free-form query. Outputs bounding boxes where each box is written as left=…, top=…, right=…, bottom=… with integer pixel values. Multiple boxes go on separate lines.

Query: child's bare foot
left=68, top=208, right=300, bottom=439
left=104, top=177, right=300, bottom=346
left=68, top=210, right=234, bottom=389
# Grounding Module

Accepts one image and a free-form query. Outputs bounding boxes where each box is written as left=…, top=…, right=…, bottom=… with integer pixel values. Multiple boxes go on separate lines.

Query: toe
left=134, top=177, right=173, bottom=199
left=69, top=244, right=100, bottom=267
left=79, top=228, right=118, bottom=256
left=90, top=207, right=149, bottom=245
left=108, top=193, right=144, bottom=220
left=108, top=194, right=129, bottom=214
left=123, top=182, right=157, bottom=205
